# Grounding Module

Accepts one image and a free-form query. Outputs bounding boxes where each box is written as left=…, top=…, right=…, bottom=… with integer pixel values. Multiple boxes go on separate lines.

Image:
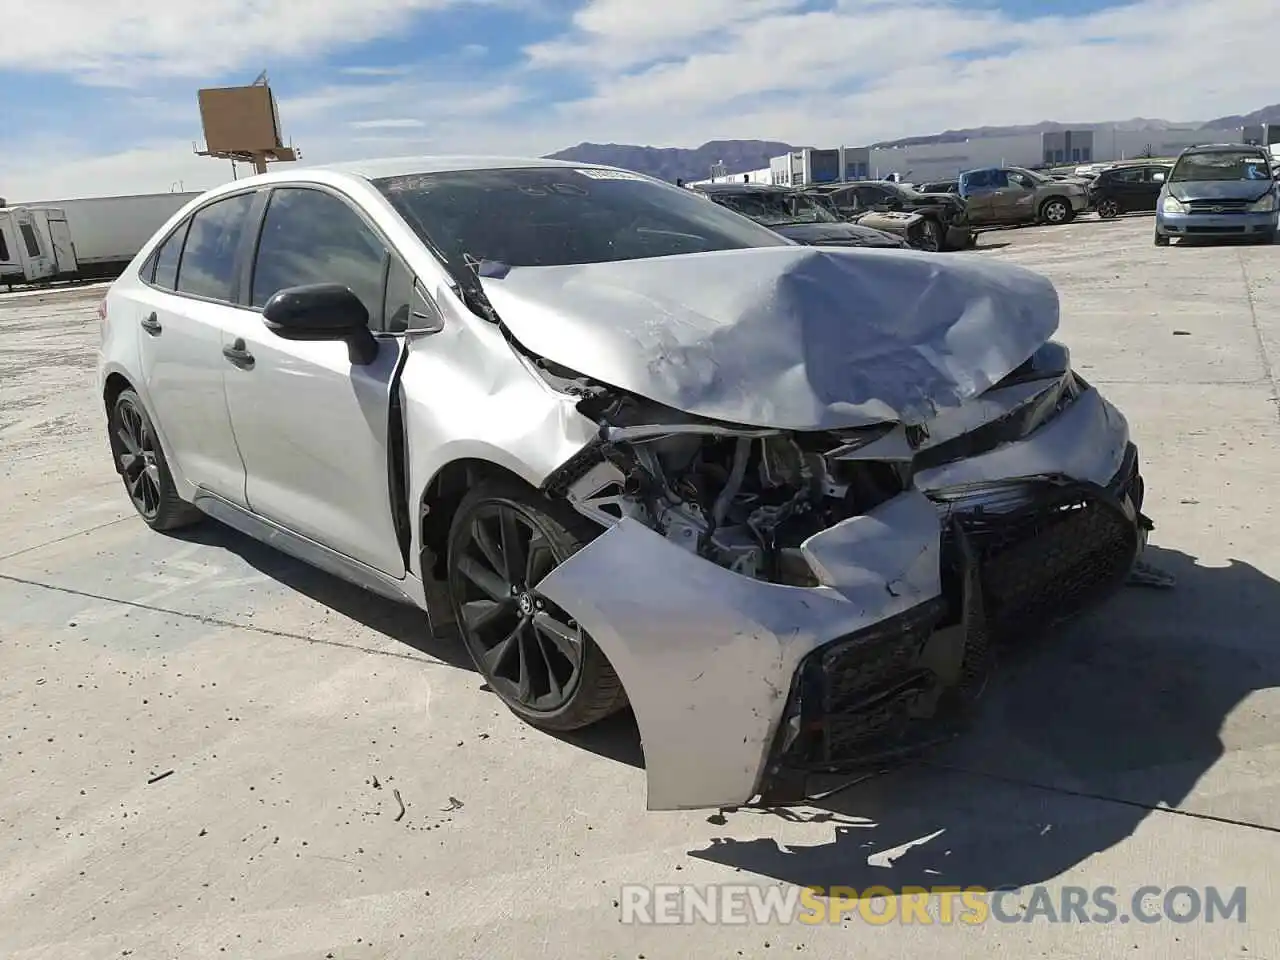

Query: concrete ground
left=1, top=216, right=1277, bottom=959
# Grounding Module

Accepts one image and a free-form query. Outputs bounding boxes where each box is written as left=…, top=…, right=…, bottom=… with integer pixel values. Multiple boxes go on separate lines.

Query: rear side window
left=1110, top=168, right=1143, bottom=183
left=250, top=187, right=389, bottom=328
left=151, top=221, right=189, bottom=290
left=176, top=193, right=254, bottom=302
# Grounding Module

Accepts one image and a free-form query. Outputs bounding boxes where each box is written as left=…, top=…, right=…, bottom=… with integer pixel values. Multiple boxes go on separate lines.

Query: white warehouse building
left=691, top=124, right=1267, bottom=188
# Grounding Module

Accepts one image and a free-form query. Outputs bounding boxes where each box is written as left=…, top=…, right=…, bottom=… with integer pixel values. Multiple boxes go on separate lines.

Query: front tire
left=914, top=219, right=941, bottom=252
left=108, top=389, right=202, bottom=531
left=446, top=479, right=628, bottom=732
left=1096, top=198, right=1120, bottom=220
left=1154, top=230, right=1170, bottom=246
left=1039, top=197, right=1073, bottom=224
left=1254, top=230, right=1276, bottom=245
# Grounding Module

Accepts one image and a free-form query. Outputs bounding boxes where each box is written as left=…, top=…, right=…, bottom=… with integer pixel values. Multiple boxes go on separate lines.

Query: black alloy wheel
left=109, top=389, right=202, bottom=531
left=1096, top=198, right=1120, bottom=220
left=446, top=481, right=627, bottom=731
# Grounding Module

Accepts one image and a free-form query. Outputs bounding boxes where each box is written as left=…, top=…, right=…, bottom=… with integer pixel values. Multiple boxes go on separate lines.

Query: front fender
left=534, top=491, right=945, bottom=811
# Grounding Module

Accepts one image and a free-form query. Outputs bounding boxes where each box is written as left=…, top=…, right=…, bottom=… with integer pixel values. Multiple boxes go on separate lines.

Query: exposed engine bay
left=537, top=348, right=1083, bottom=587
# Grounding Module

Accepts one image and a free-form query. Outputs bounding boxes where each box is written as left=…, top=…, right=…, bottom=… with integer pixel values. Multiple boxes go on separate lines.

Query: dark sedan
left=691, top=182, right=907, bottom=248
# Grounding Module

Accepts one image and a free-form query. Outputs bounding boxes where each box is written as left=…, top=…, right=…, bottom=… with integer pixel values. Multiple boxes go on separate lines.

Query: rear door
left=219, top=184, right=408, bottom=578
left=1108, top=167, right=1144, bottom=211
left=133, top=192, right=255, bottom=505
left=992, top=170, right=1037, bottom=222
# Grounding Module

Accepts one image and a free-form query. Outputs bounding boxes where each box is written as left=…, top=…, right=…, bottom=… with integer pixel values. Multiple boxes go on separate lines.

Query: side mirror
left=1152, top=172, right=1165, bottom=183
left=262, top=283, right=378, bottom=365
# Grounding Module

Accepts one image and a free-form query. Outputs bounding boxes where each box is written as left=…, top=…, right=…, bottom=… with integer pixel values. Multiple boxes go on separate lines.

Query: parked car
left=1155, top=143, right=1278, bottom=246
left=691, top=182, right=907, bottom=248
left=959, top=166, right=1091, bottom=227
left=1090, top=162, right=1173, bottom=219
left=917, top=180, right=959, bottom=194
left=98, top=156, right=1155, bottom=811
left=805, top=181, right=975, bottom=251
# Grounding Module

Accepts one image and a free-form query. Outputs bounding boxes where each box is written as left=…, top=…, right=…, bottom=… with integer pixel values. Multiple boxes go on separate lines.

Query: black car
left=691, top=182, right=907, bottom=248
left=1091, top=162, right=1173, bottom=219
left=806, top=181, right=975, bottom=250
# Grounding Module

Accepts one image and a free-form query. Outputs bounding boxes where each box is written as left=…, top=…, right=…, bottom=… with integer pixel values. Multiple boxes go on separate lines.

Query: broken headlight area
left=758, top=457, right=1147, bottom=804
left=544, top=393, right=908, bottom=586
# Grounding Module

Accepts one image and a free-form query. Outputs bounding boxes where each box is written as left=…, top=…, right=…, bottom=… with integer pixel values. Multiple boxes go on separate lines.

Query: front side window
left=1170, top=150, right=1274, bottom=183
left=0, top=227, right=10, bottom=262
left=374, top=167, right=788, bottom=278
left=250, top=188, right=389, bottom=327
left=176, top=193, right=255, bottom=302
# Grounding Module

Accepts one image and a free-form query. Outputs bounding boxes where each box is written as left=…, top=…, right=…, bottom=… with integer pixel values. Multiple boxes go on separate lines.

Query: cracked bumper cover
left=535, top=386, right=1148, bottom=811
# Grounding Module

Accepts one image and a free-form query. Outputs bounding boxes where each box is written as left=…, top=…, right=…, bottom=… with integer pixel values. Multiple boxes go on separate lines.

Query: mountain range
left=545, top=103, right=1280, bottom=183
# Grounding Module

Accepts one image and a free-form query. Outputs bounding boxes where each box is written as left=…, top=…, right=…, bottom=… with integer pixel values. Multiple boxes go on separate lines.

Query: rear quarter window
left=175, top=193, right=255, bottom=302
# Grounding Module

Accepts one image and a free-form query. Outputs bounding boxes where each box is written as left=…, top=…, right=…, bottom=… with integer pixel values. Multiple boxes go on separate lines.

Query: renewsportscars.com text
left=619, top=884, right=1247, bottom=926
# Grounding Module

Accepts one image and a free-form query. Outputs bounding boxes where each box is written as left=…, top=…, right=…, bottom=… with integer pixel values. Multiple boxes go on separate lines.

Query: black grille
left=760, top=454, right=1145, bottom=799
left=954, top=490, right=1139, bottom=642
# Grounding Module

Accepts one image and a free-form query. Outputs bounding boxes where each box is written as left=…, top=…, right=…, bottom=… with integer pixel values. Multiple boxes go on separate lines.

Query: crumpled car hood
left=479, top=245, right=1060, bottom=430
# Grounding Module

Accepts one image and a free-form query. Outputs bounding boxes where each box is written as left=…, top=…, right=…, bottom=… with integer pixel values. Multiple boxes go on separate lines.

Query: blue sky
left=0, top=0, right=1273, bottom=198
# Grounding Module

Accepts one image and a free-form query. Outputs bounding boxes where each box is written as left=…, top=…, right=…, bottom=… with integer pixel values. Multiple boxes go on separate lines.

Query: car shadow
left=166, top=519, right=649, bottom=763
left=688, top=544, right=1280, bottom=895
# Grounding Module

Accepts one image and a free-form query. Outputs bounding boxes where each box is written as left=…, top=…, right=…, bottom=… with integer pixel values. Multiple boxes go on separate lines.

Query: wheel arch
left=1039, top=194, right=1071, bottom=220
left=102, top=370, right=135, bottom=417
left=417, top=457, right=535, bottom=584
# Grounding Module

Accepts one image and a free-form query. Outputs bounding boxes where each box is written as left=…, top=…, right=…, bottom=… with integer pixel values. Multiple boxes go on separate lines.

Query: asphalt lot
left=2, top=215, right=1278, bottom=959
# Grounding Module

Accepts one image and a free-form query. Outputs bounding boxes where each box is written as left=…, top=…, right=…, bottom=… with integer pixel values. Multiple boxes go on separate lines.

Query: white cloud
left=3, top=0, right=1277, bottom=198
left=0, top=0, right=495, bottom=84
left=351, top=119, right=428, bottom=129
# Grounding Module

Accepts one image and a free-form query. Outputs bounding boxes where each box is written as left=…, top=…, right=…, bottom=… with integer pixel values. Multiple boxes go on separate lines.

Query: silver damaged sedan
left=97, top=157, right=1154, bottom=811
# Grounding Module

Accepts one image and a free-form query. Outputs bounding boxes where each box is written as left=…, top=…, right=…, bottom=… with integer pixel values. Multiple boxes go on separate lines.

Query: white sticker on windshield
left=575, top=168, right=649, bottom=181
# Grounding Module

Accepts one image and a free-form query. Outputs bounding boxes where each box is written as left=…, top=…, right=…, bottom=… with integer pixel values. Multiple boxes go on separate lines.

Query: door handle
left=221, top=338, right=255, bottom=370
left=140, top=312, right=162, bottom=336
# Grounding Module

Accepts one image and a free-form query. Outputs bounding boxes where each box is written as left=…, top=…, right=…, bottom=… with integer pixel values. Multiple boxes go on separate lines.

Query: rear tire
left=446, top=478, right=628, bottom=732
left=1039, top=197, right=1073, bottom=224
left=108, top=389, right=203, bottom=531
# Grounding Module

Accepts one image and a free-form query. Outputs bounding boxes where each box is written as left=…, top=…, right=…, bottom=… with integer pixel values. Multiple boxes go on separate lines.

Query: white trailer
left=0, top=207, right=77, bottom=287
left=1, top=191, right=201, bottom=287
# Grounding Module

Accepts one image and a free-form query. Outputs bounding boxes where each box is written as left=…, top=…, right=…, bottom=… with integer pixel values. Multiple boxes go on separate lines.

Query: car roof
left=196, top=155, right=630, bottom=194
left=1178, top=143, right=1268, bottom=155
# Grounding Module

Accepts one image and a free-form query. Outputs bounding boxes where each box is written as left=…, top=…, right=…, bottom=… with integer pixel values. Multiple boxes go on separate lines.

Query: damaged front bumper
left=534, top=386, right=1149, bottom=811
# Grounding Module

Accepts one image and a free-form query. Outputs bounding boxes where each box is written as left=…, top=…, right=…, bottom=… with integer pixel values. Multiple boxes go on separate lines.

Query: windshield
left=1170, top=151, right=1273, bottom=183
left=711, top=190, right=839, bottom=226
left=374, top=167, right=790, bottom=274
left=1008, top=166, right=1048, bottom=184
